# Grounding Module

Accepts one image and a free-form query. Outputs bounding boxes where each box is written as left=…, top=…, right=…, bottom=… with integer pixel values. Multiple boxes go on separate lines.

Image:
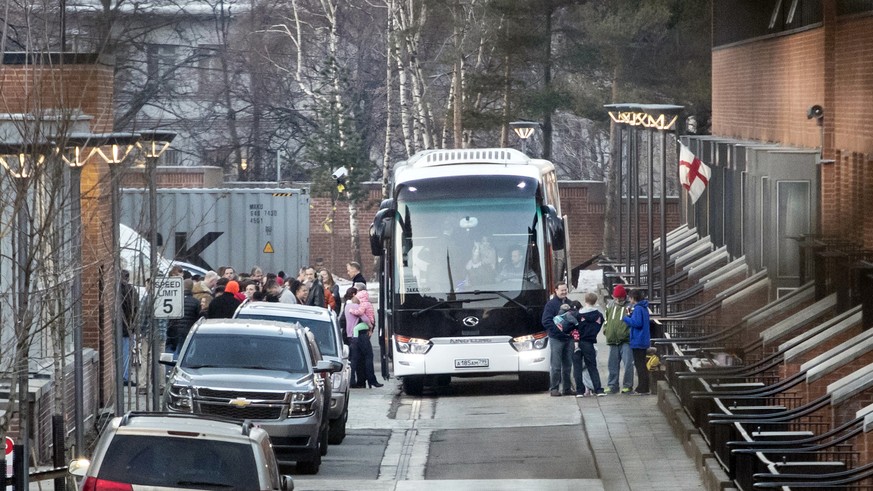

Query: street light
left=87, top=133, right=139, bottom=416
left=0, top=145, right=48, bottom=491
left=509, top=120, right=540, bottom=156
left=58, top=137, right=89, bottom=460
left=137, top=131, right=175, bottom=410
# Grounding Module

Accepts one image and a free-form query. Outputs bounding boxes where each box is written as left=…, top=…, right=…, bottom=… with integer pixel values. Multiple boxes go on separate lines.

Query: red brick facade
left=712, top=11, right=873, bottom=249
left=0, top=54, right=115, bottom=133
left=712, top=29, right=825, bottom=148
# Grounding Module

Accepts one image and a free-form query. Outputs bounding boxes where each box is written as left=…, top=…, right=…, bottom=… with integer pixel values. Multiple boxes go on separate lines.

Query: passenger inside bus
left=463, top=236, right=497, bottom=288
left=496, top=245, right=540, bottom=285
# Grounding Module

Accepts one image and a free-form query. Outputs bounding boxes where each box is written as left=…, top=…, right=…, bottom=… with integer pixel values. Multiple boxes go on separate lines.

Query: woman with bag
left=347, top=288, right=383, bottom=388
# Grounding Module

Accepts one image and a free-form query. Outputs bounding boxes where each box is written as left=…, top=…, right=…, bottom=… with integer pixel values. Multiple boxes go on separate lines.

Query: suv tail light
left=82, top=477, right=134, bottom=491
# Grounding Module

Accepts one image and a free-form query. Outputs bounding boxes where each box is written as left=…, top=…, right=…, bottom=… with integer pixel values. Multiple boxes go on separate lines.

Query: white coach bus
left=369, top=148, right=568, bottom=395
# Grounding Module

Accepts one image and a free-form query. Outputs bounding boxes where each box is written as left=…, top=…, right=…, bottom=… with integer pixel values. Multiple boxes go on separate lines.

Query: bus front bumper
left=392, top=336, right=550, bottom=377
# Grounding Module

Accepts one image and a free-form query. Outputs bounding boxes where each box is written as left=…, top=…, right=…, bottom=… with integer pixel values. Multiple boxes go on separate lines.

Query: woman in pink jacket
left=347, top=289, right=382, bottom=388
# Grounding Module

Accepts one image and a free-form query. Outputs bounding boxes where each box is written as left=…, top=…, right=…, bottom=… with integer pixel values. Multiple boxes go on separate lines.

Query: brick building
left=0, top=53, right=117, bottom=458
left=682, top=1, right=873, bottom=296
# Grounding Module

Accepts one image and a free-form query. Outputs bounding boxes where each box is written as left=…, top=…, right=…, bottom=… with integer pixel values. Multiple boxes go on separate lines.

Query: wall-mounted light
left=807, top=105, right=824, bottom=127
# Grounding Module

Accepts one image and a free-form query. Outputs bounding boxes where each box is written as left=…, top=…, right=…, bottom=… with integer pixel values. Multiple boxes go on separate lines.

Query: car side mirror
left=68, top=458, right=90, bottom=477
left=316, top=360, right=344, bottom=373
left=159, top=352, right=176, bottom=366
left=281, top=475, right=295, bottom=491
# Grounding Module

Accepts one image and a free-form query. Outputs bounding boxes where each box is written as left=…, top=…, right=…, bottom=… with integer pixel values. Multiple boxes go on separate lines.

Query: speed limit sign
left=154, top=277, right=184, bottom=319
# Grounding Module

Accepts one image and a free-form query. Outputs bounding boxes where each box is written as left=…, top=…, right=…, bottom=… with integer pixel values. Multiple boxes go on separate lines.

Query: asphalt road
left=297, top=374, right=603, bottom=491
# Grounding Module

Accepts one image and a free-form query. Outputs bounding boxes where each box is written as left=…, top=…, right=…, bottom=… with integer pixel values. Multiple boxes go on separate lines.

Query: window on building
left=161, top=148, right=180, bottom=166
left=203, top=147, right=232, bottom=167
left=147, top=44, right=178, bottom=89
left=714, top=0, right=823, bottom=47
left=197, top=45, right=224, bottom=96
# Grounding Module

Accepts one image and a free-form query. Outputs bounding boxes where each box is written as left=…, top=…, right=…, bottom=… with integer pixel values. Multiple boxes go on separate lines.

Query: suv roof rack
left=118, top=411, right=247, bottom=428
left=241, top=419, right=253, bottom=436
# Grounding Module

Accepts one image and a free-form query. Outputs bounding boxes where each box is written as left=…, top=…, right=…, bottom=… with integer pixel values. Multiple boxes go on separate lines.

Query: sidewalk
left=567, top=286, right=705, bottom=491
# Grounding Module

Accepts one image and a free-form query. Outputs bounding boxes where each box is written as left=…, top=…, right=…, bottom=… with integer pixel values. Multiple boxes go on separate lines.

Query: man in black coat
left=346, top=261, right=366, bottom=286
left=167, top=279, right=202, bottom=357
left=541, top=282, right=573, bottom=397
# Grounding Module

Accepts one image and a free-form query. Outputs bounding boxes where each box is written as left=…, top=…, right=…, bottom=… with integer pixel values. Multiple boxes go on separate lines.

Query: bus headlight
left=511, top=331, right=549, bottom=352
left=395, top=335, right=432, bottom=355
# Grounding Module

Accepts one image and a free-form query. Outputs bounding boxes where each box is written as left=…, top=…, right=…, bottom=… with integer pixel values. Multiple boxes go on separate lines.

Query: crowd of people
left=119, top=260, right=384, bottom=389
left=541, top=282, right=653, bottom=398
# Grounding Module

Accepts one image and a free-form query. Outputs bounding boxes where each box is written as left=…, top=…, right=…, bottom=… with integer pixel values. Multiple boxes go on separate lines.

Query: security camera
left=807, top=105, right=824, bottom=120
left=332, top=166, right=348, bottom=180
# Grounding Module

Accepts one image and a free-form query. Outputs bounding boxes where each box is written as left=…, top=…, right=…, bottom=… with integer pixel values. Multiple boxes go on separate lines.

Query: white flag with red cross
left=679, top=143, right=711, bottom=204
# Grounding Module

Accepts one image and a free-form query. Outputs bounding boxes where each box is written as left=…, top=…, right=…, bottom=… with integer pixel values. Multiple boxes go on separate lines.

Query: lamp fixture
left=137, top=130, right=176, bottom=159
left=509, top=120, right=540, bottom=140
left=0, top=151, right=47, bottom=178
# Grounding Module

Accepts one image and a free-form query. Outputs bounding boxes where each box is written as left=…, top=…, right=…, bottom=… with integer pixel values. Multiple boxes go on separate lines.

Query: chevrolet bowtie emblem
left=229, top=398, right=252, bottom=407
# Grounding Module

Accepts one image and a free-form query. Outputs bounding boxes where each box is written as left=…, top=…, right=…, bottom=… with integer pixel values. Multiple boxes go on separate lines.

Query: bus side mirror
left=369, top=200, right=395, bottom=256
left=542, top=205, right=565, bottom=251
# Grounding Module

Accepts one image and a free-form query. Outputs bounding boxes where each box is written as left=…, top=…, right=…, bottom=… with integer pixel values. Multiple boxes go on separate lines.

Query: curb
left=656, top=380, right=734, bottom=491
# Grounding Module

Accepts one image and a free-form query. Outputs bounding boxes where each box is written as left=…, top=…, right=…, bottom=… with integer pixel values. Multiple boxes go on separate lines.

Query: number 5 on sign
left=154, top=277, right=184, bottom=319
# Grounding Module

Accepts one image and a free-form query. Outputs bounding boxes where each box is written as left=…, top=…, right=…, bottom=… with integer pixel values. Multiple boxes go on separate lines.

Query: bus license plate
left=455, top=358, right=489, bottom=368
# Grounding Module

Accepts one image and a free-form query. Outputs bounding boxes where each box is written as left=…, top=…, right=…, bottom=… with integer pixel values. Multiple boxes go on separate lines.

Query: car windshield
left=98, top=434, right=258, bottom=489
left=236, top=313, right=338, bottom=357
left=181, top=333, right=307, bottom=372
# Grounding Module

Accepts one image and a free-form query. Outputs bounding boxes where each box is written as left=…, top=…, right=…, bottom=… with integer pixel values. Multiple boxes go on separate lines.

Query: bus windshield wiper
left=412, top=297, right=495, bottom=318
left=471, top=290, right=531, bottom=314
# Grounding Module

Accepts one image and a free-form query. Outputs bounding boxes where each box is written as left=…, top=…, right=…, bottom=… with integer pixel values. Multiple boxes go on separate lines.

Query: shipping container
left=120, top=188, right=309, bottom=275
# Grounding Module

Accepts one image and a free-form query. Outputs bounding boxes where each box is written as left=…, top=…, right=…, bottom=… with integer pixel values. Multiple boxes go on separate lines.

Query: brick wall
left=0, top=54, right=115, bottom=133
left=834, top=15, right=873, bottom=155
left=712, top=29, right=825, bottom=148
left=122, top=166, right=225, bottom=188
left=713, top=13, right=873, bottom=250
left=81, top=161, right=118, bottom=405
left=823, top=150, right=873, bottom=248
left=310, top=186, right=384, bottom=279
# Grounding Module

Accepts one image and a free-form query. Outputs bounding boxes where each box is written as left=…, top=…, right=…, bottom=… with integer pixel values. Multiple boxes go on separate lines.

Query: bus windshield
left=394, top=175, right=545, bottom=302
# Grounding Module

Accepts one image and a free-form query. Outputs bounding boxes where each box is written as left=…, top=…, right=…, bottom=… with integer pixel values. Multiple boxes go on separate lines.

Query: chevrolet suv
left=234, top=301, right=351, bottom=444
left=161, top=318, right=342, bottom=474
left=69, top=412, right=294, bottom=490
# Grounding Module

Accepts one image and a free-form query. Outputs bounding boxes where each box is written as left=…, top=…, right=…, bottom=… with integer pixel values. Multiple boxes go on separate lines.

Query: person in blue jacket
left=622, top=289, right=651, bottom=395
